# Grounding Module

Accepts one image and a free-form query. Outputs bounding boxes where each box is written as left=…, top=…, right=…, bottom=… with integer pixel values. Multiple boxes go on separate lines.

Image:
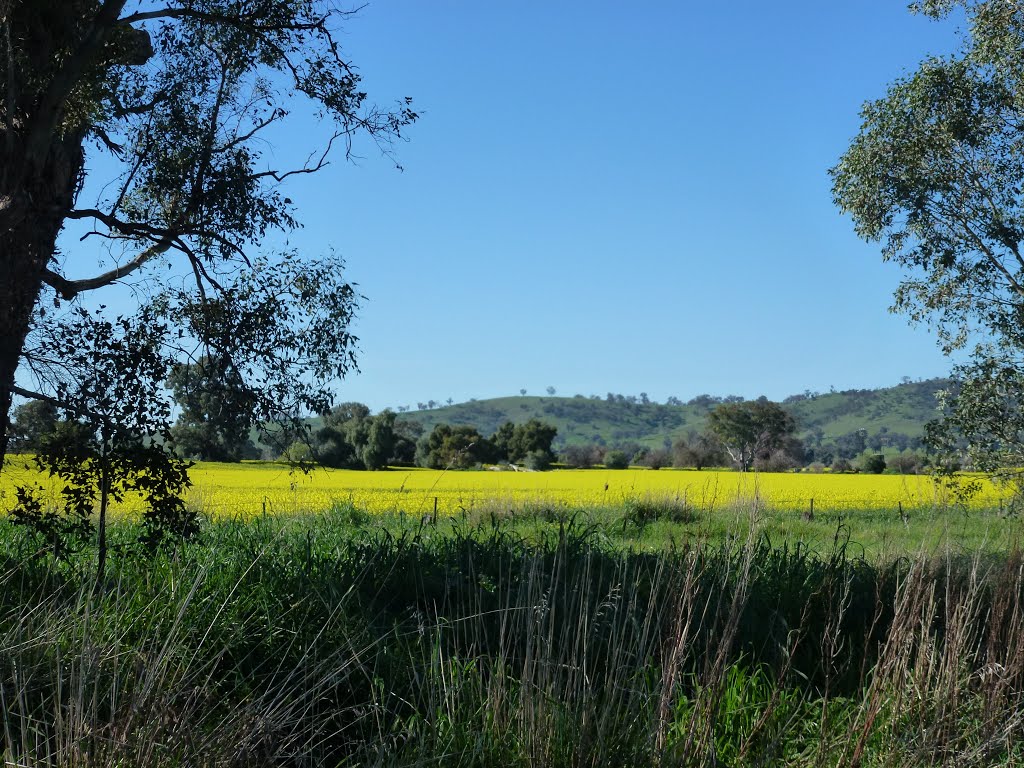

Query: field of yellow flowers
left=2, top=459, right=1001, bottom=518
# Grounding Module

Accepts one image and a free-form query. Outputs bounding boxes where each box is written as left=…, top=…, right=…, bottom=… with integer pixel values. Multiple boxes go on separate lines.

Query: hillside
left=396, top=379, right=951, bottom=452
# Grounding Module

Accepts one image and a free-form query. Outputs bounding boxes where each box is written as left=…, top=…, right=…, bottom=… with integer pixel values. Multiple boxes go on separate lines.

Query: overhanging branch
left=43, top=239, right=172, bottom=299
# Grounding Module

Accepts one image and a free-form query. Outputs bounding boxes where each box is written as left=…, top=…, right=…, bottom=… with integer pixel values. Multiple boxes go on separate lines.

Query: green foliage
left=361, top=410, right=396, bottom=471
left=604, top=450, right=629, bottom=469
left=390, top=418, right=423, bottom=466
left=490, top=418, right=557, bottom=464
left=1, top=513, right=1023, bottom=765
left=416, top=424, right=494, bottom=469
left=522, top=449, right=552, bottom=471
left=860, top=453, right=887, bottom=474
left=11, top=308, right=196, bottom=574
left=1, top=1, right=417, bottom=469
left=833, top=2, right=1024, bottom=481
left=315, top=403, right=396, bottom=470
left=283, top=440, right=314, bottom=464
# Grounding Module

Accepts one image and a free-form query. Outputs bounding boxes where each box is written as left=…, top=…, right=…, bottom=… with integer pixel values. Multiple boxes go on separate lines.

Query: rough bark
left=0, top=133, right=84, bottom=466
left=1, top=1, right=107, bottom=466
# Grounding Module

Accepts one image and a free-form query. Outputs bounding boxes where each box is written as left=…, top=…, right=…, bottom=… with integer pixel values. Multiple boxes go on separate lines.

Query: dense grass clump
left=0, top=511, right=1022, bottom=766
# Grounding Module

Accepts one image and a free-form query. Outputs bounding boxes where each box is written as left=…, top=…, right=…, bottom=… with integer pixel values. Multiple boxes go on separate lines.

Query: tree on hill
left=0, top=2, right=415, bottom=475
left=831, top=1, right=1024, bottom=487
left=707, top=400, right=797, bottom=472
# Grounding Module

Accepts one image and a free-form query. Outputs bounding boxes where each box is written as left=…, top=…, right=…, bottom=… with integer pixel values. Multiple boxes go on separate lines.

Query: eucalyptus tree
left=0, top=1, right=417, bottom=466
left=832, top=1, right=1024, bottom=484
left=707, top=400, right=796, bottom=472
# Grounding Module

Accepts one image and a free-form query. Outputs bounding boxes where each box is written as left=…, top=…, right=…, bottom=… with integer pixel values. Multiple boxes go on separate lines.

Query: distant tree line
left=7, top=377, right=930, bottom=476
left=557, top=397, right=930, bottom=474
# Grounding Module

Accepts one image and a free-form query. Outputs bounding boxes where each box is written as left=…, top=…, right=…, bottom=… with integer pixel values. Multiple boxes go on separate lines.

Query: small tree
left=640, top=447, right=671, bottom=470
left=12, top=308, right=195, bottom=579
left=524, top=450, right=552, bottom=471
left=561, top=443, right=600, bottom=469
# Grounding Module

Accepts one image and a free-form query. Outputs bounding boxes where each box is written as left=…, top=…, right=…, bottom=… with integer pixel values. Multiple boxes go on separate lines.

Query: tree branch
left=42, top=239, right=172, bottom=299
left=118, top=7, right=330, bottom=32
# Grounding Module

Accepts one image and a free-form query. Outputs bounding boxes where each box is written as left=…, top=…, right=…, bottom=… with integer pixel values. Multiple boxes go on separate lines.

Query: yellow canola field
left=1, top=460, right=1005, bottom=518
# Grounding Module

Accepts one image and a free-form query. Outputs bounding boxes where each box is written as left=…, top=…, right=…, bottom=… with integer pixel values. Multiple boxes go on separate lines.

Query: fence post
left=803, top=497, right=814, bottom=521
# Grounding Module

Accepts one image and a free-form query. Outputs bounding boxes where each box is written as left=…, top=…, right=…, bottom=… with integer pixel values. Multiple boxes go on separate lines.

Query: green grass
left=317, top=498, right=1022, bottom=562
left=1, top=506, right=1023, bottom=766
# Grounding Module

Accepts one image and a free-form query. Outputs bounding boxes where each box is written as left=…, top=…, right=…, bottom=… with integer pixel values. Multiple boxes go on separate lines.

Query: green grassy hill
left=396, top=378, right=951, bottom=451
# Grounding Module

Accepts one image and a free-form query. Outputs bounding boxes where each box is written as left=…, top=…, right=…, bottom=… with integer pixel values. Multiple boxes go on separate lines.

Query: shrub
left=831, top=458, right=854, bottom=473
left=640, top=448, right=672, bottom=470
left=283, top=440, right=313, bottom=463
left=753, top=449, right=799, bottom=473
left=524, top=450, right=552, bottom=471
left=604, top=450, right=629, bottom=469
left=860, top=453, right=887, bottom=474
left=889, top=452, right=922, bottom=474
left=561, top=444, right=600, bottom=469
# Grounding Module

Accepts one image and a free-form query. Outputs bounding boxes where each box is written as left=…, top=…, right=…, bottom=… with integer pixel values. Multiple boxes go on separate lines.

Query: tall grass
left=0, top=511, right=1022, bottom=766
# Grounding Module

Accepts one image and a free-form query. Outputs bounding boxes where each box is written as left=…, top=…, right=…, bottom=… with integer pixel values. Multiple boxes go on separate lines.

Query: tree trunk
left=0, top=134, right=84, bottom=468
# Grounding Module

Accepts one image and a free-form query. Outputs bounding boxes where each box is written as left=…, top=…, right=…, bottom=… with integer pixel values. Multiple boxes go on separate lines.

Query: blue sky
left=70, top=2, right=970, bottom=411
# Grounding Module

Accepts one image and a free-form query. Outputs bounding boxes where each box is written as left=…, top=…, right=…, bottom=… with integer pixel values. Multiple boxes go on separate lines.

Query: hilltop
left=394, top=379, right=950, bottom=453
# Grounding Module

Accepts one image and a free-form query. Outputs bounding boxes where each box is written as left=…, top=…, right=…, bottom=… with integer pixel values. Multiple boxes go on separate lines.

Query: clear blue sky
left=74, top=1, right=972, bottom=412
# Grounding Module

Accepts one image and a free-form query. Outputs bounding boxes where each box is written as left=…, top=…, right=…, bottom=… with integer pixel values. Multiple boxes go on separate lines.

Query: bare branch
left=43, top=239, right=172, bottom=299
left=118, top=7, right=330, bottom=32
left=249, top=132, right=338, bottom=182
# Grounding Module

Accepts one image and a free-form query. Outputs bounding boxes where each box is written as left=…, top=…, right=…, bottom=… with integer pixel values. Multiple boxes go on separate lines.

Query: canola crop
left=2, top=457, right=1004, bottom=518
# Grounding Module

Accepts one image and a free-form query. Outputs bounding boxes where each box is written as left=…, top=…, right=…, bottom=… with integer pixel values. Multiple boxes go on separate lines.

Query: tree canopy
left=0, top=1, right=417, bottom=465
left=831, top=0, right=1024, bottom=484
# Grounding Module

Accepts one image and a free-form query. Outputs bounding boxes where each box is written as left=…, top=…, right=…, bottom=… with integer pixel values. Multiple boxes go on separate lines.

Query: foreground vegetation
left=0, top=507, right=1022, bottom=767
